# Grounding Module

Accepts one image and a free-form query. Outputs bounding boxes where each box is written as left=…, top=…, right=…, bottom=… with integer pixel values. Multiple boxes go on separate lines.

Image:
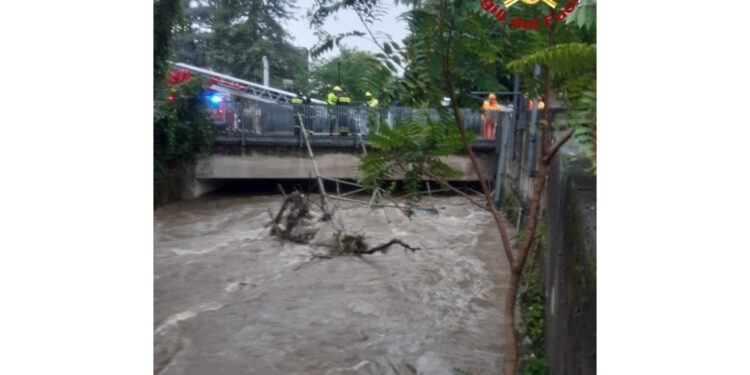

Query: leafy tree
left=566, top=0, right=596, bottom=30
left=307, top=47, right=394, bottom=102
left=507, top=42, right=597, bottom=172
left=169, top=0, right=213, bottom=68
left=310, top=0, right=551, bottom=107
left=154, top=0, right=216, bottom=206
left=508, top=42, right=596, bottom=102
left=358, top=111, right=466, bottom=200
left=172, top=0, right=308, bottom=87
left=153, top=78, right=215, bottom=205
left=567, top=89, right=596, bottom=169
left=154, top=0, right=184, bottom=87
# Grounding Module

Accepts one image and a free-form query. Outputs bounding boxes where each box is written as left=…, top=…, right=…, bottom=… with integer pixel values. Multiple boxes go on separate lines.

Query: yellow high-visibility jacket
left=327, top=92, right=338, bottom=105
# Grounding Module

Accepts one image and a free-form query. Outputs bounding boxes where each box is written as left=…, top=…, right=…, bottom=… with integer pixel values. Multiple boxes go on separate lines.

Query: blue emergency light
left=204, top=92, right=224, bottom=107
left=209, top=94, right=223, bottom=104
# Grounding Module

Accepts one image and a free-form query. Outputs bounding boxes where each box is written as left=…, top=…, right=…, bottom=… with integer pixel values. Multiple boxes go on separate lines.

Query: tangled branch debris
left=334, top=231, right=421, bottom=255
left=268, top=191, right=319, bottom=243
left=268, top=192, right=421, bottom=263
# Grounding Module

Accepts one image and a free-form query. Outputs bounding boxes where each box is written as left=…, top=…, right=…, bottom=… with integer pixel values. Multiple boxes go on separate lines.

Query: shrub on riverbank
left=153, top=78, right=214, bottom=206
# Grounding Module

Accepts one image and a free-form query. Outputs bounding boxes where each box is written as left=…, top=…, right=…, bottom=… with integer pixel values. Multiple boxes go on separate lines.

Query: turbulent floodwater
left=155, top=194, right=514, bottom=375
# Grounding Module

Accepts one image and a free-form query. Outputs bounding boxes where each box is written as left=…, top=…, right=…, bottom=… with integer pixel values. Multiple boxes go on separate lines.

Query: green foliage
left=523, top=357, right=548, bottom=375
left=507, top=43, right=596, bottom=80
left=172, top=0, right=306, bottom=87
left=309, top=0, right=405, bottom=103
left=397, top=1, right=505, bottom=107
left=534, top=219, right=548, bottom=249
left=358, top=110, right=464, bottom=198
left=154, top=78, right=215, bottom=200
left=310, top=30, right=367, bottom=59
left=567, top=90, right=596, bottom=172
left=310, top=0, right=390, bottom=28
left=307, top=47, right=394, bottom=101
left=154, top=0, right=184, bottom=86
left=519, top=228, right=547, bottom=375
left=523, top=303, right=545, bottom=351
left=309, top=0, right=393, bottom=59
left=566, top=0, right=597, bottom=31
left=508, top=41, right=596, bottom=171
left=310, top=0, right=547, bottom=107
left=502, top=193, right=519, bottom=224
left=557, top=72, right=595, bottom=107
left=452, top=369, right=477, bottom=375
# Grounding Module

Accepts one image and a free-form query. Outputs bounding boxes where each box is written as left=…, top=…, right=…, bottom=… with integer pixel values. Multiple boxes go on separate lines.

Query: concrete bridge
left=197, top=134, right=499, bottom=180
left=184, top=102, right=507, bottom=196
left=186, top=133, right=502, bottom=199
left=168, top=61, right=568, bottom=199
left=184, top=101, right=567, bottom=199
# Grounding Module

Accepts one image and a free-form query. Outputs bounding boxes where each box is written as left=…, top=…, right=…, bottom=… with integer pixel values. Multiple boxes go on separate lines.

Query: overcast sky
left=282, top=0, right=411, bottom=64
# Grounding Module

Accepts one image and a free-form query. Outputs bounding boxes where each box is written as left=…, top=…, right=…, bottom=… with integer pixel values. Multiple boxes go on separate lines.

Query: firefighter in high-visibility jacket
left=336, top=89, right=352, bottom=136
left=291, top=91, right=310, bottom=136
left=327, top=86, right=342, bottom=135
left=327, top=86, right=340, bottom=105
left=364, top=92, right=380, bottom=133
left=365, top=91, right=379, bottom=108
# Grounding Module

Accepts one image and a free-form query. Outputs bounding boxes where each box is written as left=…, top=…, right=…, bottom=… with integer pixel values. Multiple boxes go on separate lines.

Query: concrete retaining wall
left=496, top=122, right=596, bottom=374
left=542, top=154, right=597, bottom=375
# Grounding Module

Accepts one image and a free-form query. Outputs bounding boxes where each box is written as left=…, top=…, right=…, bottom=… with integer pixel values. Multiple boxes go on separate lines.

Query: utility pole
left=262, top=56, right=269, bottom=87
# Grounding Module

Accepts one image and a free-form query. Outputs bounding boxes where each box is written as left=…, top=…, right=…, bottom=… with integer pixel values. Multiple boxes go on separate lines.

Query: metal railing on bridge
left=214, top=102, right=487, bottom=137
left=212, top=101, right=569, bottom=180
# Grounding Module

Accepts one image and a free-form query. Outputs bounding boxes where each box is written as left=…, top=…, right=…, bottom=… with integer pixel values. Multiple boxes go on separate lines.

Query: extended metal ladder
left=169, top=62, right=325, bottom=105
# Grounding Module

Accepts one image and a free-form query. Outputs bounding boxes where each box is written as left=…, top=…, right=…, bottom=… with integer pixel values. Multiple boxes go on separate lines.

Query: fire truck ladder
left=170, top=62, right=325, bottom=105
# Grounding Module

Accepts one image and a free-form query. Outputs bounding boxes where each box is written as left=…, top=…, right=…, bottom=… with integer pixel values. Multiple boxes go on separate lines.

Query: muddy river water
left=155, top=194, right=514, bottom=374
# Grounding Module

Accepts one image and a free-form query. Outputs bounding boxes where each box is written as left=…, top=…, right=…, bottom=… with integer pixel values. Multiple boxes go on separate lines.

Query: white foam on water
left=224, top=277, right=251, bottom=293
left=155, top=302, right=223, bottom=335
left=169, top=247, right=215, bottom=256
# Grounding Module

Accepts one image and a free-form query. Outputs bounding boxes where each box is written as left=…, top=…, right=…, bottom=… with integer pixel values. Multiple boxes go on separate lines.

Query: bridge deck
left=213, top=134, right=499, bottom=151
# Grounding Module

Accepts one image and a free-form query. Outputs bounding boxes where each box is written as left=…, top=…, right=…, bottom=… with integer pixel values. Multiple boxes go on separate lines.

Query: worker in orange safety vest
left=525, top=92, right=545, bottom=110
left=481, top=93, right=501, bottom=140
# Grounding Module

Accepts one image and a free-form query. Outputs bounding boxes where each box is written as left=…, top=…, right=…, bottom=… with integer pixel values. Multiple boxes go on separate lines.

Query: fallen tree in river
left=268, top=191, right=321, bottom=243
left=268, top=191, right=421, bottom=257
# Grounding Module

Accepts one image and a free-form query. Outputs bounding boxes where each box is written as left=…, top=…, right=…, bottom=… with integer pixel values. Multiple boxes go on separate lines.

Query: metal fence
left=210, top=99, right=568, bottom=185
left=212, top=102, right=487, bottom=138
left=495, top=105, right=569, bottom=205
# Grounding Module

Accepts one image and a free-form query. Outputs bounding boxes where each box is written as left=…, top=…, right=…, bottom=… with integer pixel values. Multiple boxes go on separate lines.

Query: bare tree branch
left=443, top=57, right=515, bottom=266
left=354, top=9, right=404, bottom=70
left=421, top=169, right=488, bottom=211
left=544, top=129, right=574, bottom=164
left=357, top=238, right=421, bottom=254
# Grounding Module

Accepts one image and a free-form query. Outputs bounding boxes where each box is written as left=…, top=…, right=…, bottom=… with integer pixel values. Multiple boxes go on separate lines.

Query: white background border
left=1, top=0, right=749, bottom=373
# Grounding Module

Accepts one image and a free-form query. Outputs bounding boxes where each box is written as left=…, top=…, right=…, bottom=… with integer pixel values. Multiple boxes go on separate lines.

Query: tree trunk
left=432, top=6, right=568, bottom=375
left=503, top=19, right=558, bottom=375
